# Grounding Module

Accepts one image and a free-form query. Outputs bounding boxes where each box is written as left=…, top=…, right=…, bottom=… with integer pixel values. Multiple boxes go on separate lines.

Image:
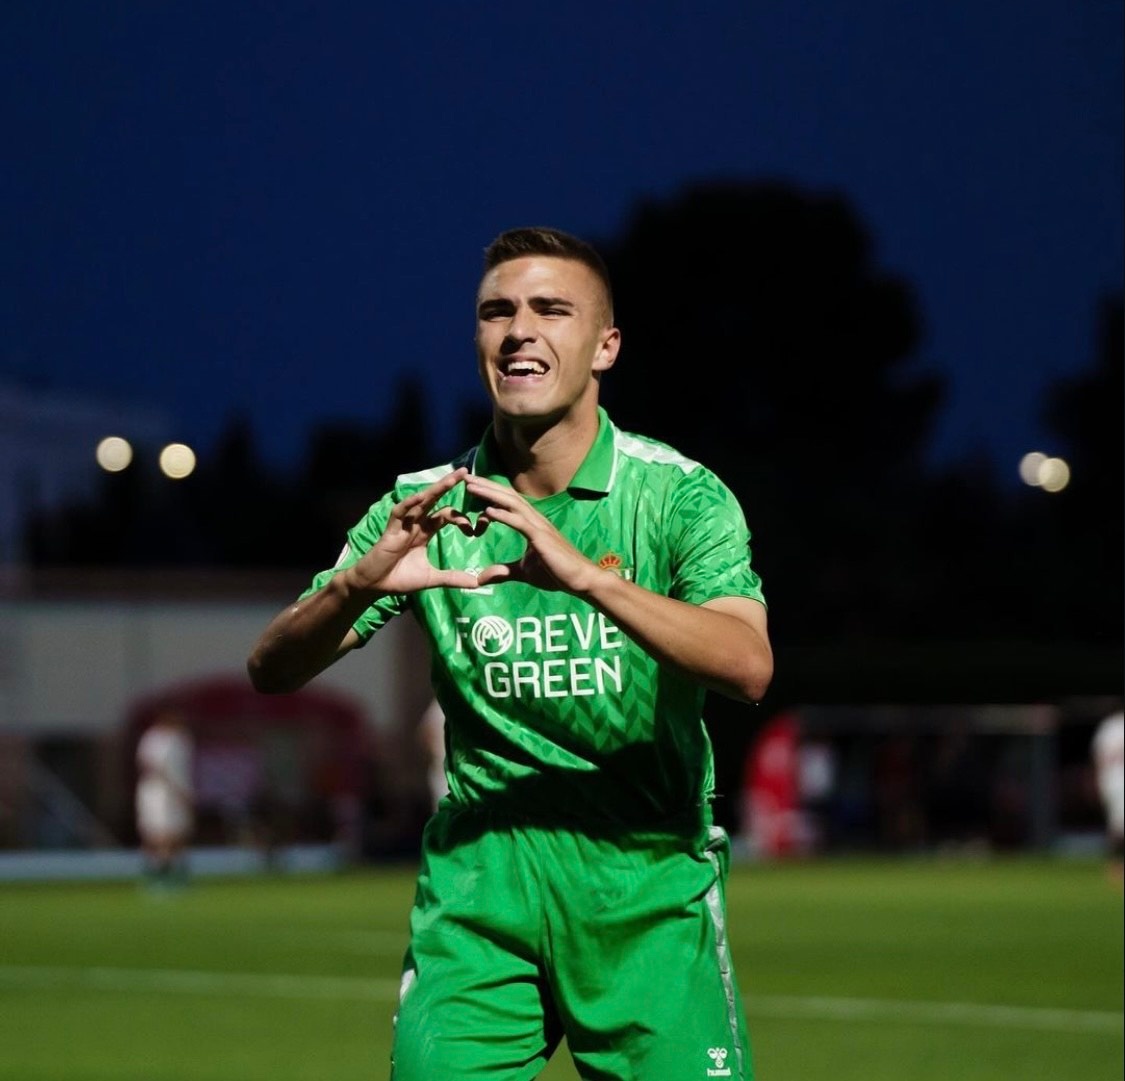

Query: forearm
left=246, top=572, right=378, bottom=693
left=582, top=573, right=773, bottom=703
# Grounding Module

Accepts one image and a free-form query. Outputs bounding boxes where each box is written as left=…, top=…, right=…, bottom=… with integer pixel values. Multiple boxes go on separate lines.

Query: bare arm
left=246, top=580, right=370, bottom=694
left=585, top=584, right=771, bottom=703
left=466, top=475, right=773, bottom=704
left=247, top=469, right=480, bottom=694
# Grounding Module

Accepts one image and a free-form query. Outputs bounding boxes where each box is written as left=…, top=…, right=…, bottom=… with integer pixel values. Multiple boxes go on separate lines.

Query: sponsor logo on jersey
left=453, top=612, right=626, bottom=700
left=470, top=615, right=514, bottom=656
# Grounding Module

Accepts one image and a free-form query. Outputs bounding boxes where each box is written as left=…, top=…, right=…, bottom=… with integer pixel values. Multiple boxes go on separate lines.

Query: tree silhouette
left=296, top=376, right=431, bottom=565
left=1036, top=295, right=1123, bottom=641
left=21, top=187, right=1119, bottom=704
left=25, top=438, right=211, bottom=566
left=600, top=181, right=945, bottom=645
left=193, top=413, right=285, bottom=566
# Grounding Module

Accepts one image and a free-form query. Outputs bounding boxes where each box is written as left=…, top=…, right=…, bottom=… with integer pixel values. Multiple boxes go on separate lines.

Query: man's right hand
left=247, top=468, right=483, bottom=693
left=343, top=467, right=484, bottom=596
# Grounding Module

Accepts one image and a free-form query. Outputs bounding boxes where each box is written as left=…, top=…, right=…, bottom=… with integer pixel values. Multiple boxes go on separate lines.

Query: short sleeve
left=299, top=491, right=410, bottom=645
left=668, top=468, right=766, bottom=608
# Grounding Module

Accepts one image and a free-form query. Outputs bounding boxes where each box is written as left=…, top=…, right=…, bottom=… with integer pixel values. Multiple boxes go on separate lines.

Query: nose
left=502, top=307, right=537, bottom=350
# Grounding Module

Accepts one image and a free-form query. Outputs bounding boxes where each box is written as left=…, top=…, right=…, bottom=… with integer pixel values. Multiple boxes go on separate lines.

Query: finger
left=474, top=561, right=519, bottom=585
left=467, top=483, right=535, bottom=518
left=392, top=468, right=469, bottom=525
left=417, top=467, right=470, bottom=513
left=428, top=506, right=475, bottom=532
left=477, top=503, right=530, bottom=537
left=467, top=484, right=554, bottom=539
left=425, top=506, right=492, bottom=539
left=430, top=568, right=482, bottom=590
left=464, top=477, right=531, bottom=513
left=390, top=489, right=428, bottom=521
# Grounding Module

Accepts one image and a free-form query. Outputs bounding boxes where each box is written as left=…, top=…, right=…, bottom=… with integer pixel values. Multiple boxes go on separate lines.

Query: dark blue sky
left=2, top=2, right=1121, bottom=481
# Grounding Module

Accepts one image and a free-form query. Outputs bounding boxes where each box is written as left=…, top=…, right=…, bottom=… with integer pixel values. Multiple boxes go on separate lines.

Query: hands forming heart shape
left=342, top=468, right=603, bottom=598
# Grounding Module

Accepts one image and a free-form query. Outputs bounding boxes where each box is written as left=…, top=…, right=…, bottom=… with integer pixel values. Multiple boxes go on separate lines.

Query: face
left=475, top=256, right=619, bottom=426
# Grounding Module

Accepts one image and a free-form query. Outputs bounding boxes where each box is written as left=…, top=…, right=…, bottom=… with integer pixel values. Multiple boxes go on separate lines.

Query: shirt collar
left=470, top=407, right=616, bottom=497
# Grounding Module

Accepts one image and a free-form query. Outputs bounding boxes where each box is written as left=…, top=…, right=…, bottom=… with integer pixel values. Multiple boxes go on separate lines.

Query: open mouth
left=499, top=358, right=548, bottom=380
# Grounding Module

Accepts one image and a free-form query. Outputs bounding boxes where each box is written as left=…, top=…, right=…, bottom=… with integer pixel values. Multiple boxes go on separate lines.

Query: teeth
left=503, top=361, right=546, bottom=375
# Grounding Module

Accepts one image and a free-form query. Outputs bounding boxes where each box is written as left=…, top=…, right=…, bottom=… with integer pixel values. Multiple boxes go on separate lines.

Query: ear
left=592, top=327, right=621, bottom=373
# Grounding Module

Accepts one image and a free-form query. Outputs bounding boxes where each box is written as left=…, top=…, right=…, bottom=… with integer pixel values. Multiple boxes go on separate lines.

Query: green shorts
left=389, top=807, right=753, bottom=1080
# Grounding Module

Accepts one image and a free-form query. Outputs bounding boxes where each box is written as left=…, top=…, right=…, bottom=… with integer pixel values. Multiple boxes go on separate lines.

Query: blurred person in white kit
left=136, top=712, right=195, bottom=887
left=1091, top=708, right=1124, bottom=886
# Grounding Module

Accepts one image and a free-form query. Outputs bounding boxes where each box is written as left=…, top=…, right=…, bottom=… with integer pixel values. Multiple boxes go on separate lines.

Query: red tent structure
left=123, top=674, right=373, bottom=857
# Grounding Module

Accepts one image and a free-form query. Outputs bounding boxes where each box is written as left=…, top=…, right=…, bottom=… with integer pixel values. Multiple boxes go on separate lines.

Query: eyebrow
left=477, top=295, right=577, bottom=316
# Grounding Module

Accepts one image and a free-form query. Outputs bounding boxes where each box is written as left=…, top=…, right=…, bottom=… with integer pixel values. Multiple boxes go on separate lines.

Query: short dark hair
left=483, top=226, right=614, bottom=323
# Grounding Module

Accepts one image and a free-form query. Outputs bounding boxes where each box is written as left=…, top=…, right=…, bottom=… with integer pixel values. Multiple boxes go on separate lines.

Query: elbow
left=748, top=671, right=773, bottom=705
left=246, top=653, right=300, bottom=695
left=741, top=670, right=773, bottom=706
left=704, top=601, right=773, bottom=705
left=704, top=642, right=773, bottom=705
left=734, top=651, right=774, bottom=705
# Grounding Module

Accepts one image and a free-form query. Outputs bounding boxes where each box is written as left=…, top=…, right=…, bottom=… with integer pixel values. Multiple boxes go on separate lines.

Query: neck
left=491, top=407, right=601, bottom=499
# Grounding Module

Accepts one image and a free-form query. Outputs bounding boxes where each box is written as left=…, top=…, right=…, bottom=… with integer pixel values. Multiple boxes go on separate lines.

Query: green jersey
left=305, top=408, right=765, bottom=831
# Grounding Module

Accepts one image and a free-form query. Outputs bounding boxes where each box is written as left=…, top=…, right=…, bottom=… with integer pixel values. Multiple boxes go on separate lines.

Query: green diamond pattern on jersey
left=303, top=408, right=765, bottom=832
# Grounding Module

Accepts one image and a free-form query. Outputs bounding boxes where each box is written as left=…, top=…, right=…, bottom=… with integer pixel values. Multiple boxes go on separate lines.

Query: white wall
left=0, top=599, right=431, bottom=736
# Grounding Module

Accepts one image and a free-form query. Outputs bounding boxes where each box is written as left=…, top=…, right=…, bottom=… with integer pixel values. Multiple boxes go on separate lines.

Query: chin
left=493, top=400, right=566, bottom=427
left=492, top=390, right=550, bottom=415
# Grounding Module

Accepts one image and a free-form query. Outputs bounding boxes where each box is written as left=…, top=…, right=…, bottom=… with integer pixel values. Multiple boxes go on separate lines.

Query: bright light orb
left=159, top=443, right=197, bottom=480
left=1018, top=451, right=1048, bottom=486
left=1038, top=456, right=1070, bottom=493
left=96, top=436, right=133, bottom=472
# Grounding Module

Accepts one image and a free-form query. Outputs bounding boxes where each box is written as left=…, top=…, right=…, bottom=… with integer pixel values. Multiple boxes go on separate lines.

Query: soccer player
left=247, top=227, right=773, bottom=1080
left=1091, top=708, right=1124, bottom=886
left=135, top=711, right=195, bottom=888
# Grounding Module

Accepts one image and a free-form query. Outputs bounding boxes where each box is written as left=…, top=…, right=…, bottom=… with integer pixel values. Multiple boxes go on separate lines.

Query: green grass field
left=0, top=857, right=1120, bottom=1080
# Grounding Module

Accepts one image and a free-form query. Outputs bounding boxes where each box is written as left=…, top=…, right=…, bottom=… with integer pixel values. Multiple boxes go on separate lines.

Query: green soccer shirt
left=304, top=408, right=765, bottom=830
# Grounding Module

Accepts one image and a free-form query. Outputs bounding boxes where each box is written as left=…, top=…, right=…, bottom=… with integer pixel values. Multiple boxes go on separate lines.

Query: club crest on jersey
left=597, top=553, right=633, bottom=580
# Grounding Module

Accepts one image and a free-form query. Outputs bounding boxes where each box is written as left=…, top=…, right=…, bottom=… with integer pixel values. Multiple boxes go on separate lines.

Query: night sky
left=2, top=1, right=1121, bottom=482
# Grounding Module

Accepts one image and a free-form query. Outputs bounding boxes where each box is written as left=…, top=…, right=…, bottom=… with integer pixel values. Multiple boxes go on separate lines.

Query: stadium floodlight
left=1037, top=456, right=1070, bottom=493
left=1018, top=451, right=1071, bottom=493
left=158, top=442, right=197, bottom=480
left=96, top=436, right=134, bottom=472
left=1018, top=451, right=1047, bottom=486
